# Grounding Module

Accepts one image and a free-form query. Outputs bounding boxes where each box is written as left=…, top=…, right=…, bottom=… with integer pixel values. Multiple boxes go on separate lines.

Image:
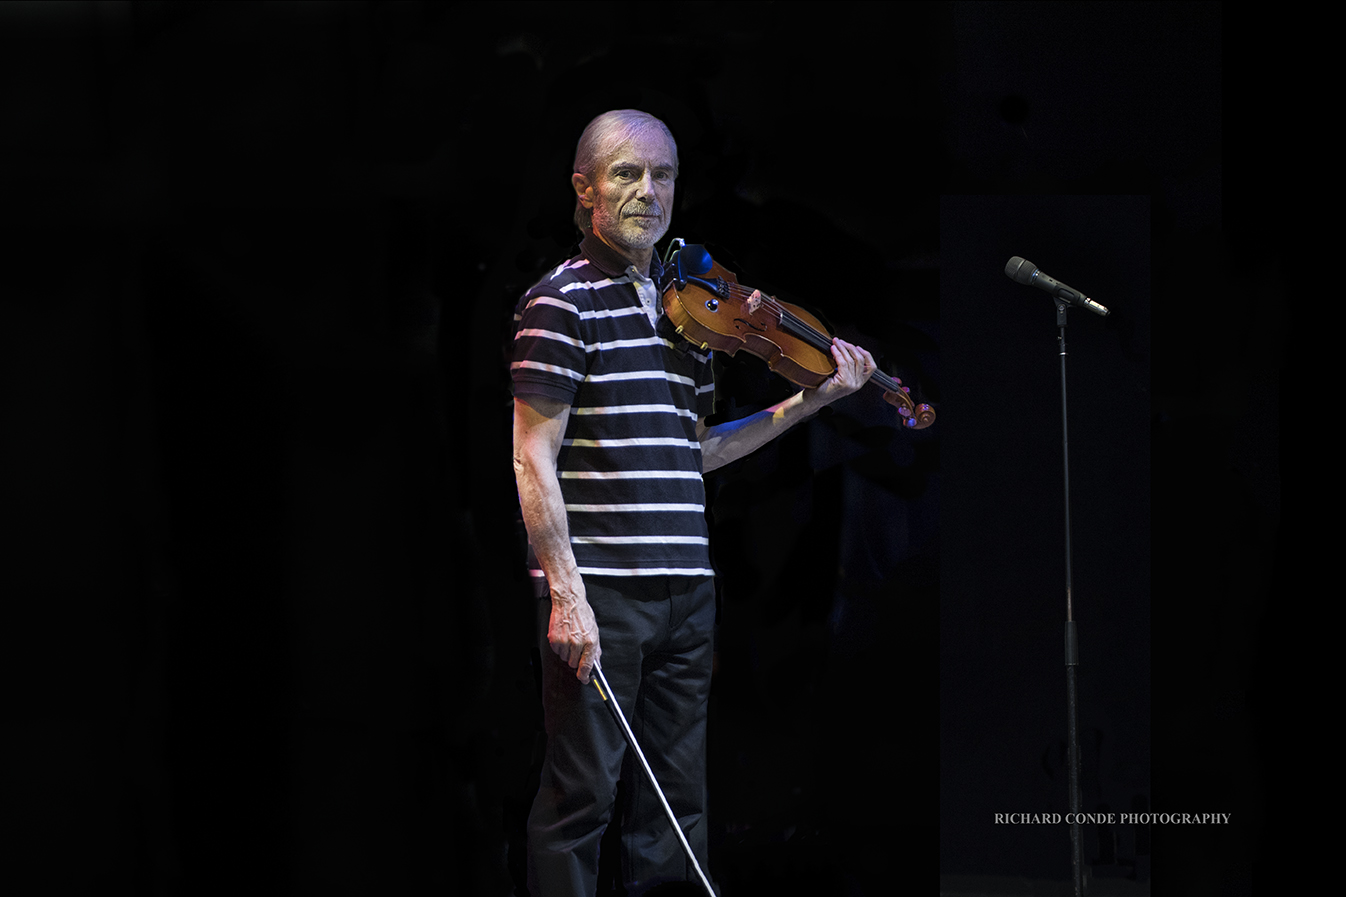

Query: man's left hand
left=810, top=337, right=877, bottom=405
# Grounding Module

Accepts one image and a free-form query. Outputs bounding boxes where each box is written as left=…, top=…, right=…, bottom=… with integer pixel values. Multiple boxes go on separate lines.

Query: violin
left=660, top=241, right=935, bottom=429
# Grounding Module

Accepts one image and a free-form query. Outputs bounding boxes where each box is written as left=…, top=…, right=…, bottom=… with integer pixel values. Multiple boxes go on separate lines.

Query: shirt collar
left=579, top=231, right=664, bottom=283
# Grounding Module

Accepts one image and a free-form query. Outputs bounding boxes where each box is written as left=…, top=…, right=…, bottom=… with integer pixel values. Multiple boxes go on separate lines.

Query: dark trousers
left=527, top=575, right=716, bottom=897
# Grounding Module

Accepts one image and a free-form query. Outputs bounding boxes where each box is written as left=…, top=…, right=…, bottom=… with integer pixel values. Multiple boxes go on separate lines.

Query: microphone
left=671, top=242, right=713, bottom=289
left=1005, top=257, right=1110, bottom=317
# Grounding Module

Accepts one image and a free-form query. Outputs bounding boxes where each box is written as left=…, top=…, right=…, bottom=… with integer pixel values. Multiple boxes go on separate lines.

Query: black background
left=3, top=3, right=1278, bottom=895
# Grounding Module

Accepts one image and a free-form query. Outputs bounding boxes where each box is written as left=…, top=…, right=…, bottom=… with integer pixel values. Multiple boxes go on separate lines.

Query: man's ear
left=572, top=173, right=594, bottom=209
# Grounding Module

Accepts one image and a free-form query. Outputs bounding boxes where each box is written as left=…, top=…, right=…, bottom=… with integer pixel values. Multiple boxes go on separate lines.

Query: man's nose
left=635, top=171, right=655, bottom=198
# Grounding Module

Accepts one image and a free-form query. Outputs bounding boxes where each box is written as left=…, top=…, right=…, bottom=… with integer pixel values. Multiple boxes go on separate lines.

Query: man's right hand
left=548, top=586, right=601, bottom=685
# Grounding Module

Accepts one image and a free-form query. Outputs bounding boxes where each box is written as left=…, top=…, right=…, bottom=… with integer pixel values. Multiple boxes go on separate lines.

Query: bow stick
left=592, top=664, right=717, bottom=897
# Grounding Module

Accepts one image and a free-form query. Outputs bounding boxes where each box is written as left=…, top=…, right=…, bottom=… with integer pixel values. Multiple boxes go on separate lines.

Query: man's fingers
left=549, top=625, right=600, bottom=682
left=832, top=338, right=872, bottom=364
left=829, top=342, right=851, bottom=380
left=829, top=339, right=876, bottom=390
left=577, top=644, right=600, bottom=684
left=556, top=639, right=585, bottom=670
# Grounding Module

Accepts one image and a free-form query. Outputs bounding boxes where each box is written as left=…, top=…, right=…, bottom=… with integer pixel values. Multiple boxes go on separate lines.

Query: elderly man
left=512, top=110, right=879, bottom=896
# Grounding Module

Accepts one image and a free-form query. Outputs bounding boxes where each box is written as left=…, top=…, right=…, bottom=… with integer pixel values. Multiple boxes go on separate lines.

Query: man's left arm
left=697, top=337, right=876, bottom=473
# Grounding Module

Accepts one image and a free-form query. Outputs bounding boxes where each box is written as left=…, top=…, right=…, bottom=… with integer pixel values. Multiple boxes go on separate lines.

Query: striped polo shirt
left=512, top=233, right=716, bottom=580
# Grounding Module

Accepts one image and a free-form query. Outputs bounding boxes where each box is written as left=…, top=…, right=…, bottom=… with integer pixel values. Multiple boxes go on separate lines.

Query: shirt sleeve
left=511, top=287, right=588, bottom=406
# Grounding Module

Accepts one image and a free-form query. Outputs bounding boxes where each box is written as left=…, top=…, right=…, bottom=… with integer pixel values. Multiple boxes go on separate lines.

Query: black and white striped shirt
left=512, top=234, right=715, bottom=580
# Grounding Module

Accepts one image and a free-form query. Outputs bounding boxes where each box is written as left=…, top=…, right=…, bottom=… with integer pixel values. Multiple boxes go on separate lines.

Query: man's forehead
left=602, top=134, right=676, bottom=168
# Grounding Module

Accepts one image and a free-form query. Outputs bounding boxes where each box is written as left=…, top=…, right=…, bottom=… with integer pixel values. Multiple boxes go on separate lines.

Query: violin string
left=722, top=284, right=829, bottom=348
left=692, top=281, right=910, bottom=398
left=725, top=285, right=906, bottom=386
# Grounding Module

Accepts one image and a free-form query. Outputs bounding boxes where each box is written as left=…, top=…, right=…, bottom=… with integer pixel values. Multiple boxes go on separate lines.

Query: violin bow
left=592, top=664, right=717, bottom=897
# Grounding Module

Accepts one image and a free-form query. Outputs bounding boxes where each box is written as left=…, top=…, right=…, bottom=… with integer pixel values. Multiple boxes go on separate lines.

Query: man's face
left=579, top=130, right=676, bottom=258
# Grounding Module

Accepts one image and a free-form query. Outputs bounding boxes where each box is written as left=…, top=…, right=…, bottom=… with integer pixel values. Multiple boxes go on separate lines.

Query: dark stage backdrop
left=3, top=3, right=1275, bottom=896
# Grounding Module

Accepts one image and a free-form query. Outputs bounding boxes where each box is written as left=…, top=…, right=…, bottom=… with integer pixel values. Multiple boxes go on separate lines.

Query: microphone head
left=1005, top=256, right=1037, bottom=284
left=680, top=244, right=714, bottom=276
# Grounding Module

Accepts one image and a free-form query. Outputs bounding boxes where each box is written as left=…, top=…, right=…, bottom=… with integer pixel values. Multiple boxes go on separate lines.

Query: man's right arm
left=512, top=394, right=601, bottom=683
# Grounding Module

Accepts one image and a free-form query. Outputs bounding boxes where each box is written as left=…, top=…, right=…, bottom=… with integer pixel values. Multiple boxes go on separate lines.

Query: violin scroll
left=882, top=388, right=936, bottom=429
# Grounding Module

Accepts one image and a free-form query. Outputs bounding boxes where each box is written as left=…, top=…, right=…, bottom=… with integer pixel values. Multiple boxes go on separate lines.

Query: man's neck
left=593, top=230, right=653, bottom=277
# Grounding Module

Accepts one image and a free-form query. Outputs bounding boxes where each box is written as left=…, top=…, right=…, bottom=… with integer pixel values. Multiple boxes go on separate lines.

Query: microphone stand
left=1055, top=297, right=1087, bottom=897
